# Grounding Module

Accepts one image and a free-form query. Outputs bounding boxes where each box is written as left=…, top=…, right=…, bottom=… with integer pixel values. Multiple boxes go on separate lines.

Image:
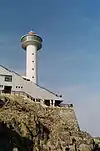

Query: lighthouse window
left=32, top=61, right=34, bottom=62
left=34, top=36, right=42, bottom=43
left=32, top=68, right=34, bottom=70
left=32, top=76, right=34, bottom=78
left=32, top=53, right=34, bottom=55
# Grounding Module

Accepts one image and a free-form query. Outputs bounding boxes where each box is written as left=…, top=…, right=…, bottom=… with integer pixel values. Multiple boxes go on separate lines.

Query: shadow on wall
left=0, top=122, right=33, bottom=151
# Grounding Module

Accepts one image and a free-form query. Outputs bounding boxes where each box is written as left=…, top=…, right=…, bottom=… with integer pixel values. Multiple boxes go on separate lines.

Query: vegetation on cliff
left=0, top=94, right=98, bottom=151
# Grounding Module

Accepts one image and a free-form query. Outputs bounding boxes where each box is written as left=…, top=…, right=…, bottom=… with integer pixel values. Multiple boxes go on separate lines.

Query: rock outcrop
left=0, top=94, right=95, bottom=151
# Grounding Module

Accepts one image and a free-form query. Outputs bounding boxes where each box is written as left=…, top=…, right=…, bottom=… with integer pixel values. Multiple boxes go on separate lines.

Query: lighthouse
left=21, top=31, right=42, bottom=84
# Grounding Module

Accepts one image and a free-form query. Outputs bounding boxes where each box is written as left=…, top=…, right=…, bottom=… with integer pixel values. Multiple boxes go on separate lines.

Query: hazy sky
left=0, top=0, right=100, bottom=136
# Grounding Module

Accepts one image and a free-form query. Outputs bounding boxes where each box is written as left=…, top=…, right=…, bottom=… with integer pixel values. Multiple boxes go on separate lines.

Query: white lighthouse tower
left=21, top=31, right=42, bottom=84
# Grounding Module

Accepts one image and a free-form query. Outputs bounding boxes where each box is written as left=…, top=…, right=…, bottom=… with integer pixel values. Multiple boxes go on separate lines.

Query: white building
left=0, top=65, right=62, bottom=106
left=0, top=31, right=63, bottom=107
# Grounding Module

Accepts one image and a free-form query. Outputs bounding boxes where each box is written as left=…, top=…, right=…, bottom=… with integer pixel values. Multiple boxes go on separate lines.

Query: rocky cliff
left=0, top=94, right=96, bottom=151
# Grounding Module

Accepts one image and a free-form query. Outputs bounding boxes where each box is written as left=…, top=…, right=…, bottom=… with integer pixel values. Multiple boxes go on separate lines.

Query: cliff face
left=0, top=94, right=94, bottom=151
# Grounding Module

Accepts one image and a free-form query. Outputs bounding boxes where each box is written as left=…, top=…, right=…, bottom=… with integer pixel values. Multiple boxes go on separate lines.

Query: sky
left=0, top=0, right=100, bottom=136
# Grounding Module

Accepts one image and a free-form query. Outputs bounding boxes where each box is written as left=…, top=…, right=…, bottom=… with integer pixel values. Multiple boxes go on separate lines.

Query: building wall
left=12, top=72, right=25, bottom=91
left=0, top=66, right=61, bottom=101
left=0, top=66, right=24, bottom=92
left=0, top=66, right=12, bottom=76
left=0, top=66, right=13, bottom=90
